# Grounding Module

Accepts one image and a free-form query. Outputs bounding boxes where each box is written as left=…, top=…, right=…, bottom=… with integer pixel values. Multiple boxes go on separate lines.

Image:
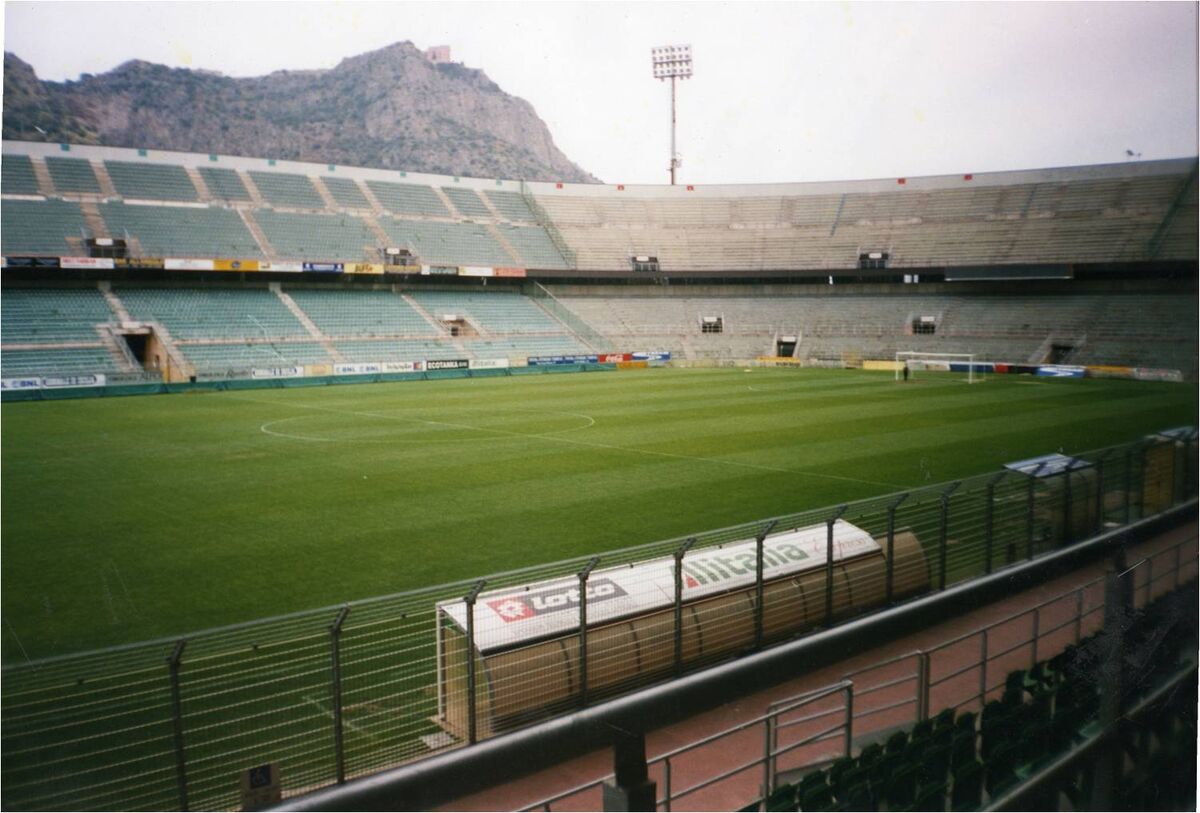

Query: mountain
left=2, top=43, right=598, bottom=183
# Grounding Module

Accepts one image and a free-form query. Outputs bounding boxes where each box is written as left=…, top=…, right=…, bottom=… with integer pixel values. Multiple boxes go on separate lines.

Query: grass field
left=2, top=366, right=1195, bottom=661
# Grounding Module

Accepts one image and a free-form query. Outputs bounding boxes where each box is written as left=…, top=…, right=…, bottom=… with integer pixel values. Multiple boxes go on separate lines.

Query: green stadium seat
left=45, top=156, right=101, bottom=193
left=441, top=186, right=492, bottom=219
left=366, top=180, right=449, bottom=217
left=248, top=171, right=325, bottom=209
left=950, top=760, right=982, bottom=812
left=104, top=160, right=199, bottom=202
left=321, top=177, right=370, bottom=209
left=2, top=154, right=41, bottom=195
left=198, top=167, right=252, bottom=202
left=1, top=199, right=88, bottom=255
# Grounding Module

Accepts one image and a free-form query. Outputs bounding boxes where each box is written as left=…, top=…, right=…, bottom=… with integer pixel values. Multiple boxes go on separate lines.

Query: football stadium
left=2, top=20, right=1199, bottom=812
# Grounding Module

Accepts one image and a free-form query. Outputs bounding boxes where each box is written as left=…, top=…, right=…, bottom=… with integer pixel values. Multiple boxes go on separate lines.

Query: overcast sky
left=3, top=1, right=1197, bottom=185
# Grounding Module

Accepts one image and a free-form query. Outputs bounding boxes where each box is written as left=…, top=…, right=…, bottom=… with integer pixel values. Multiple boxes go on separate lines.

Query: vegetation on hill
left=2, top=42, right=598, bottom=182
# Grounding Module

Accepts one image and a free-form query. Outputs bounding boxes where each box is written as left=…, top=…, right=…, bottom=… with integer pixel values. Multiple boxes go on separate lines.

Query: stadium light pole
left=651, top=44, right=692, bottom=185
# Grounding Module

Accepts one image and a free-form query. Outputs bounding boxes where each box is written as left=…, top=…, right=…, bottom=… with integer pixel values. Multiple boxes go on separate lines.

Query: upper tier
left=2, top=141, right=1195, bottom=271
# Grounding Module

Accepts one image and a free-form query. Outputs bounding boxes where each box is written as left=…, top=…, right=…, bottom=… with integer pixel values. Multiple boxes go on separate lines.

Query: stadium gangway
left=274, top=498, right=1196, bottom=811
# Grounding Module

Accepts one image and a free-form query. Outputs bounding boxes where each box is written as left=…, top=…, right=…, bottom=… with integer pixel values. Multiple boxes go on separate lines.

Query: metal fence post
left=754, top=520, right=778, bottom=650
left=1026, top=462, right=1046, bottom=560
left=1124, top=446, right=1134, bottom=524
left=578, top=557, right=600, bottom=707
left=762, top=716, right=774, bottom=798
left=1061, top=463, right=1074, bottom=546
left=674, top=538, right=695, bottom=676
left=917, top=651, right=931, bottom=721
left=1094, top=451, right=1111, bottom=534
left=843, top=683, right=855, bottom=756
left=979, top=631, right=988, bottom=705
left=938, top=482, right=960, bottom=591
left=1175, top=543, right=1183, bottom=591
left=984, top=472, right=1004, bottom=574
left=886, top=494, right=908, bottom=604
left=1090, top=555, right=1133, bottom=810
left=167, top=639, right=189, bottom=812
left=826, top=506, right=848, bottom=627
left=1075, top=587, right=1084, bottom=643
left=1031, top=607, right=1040, bottom=667
left=330, top=606, right=350, bottom=784
left=463, top=580, right=486, bottom=745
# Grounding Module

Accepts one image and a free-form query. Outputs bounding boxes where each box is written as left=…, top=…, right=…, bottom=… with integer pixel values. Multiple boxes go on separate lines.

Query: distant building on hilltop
left=424, top=45, right=452, bottom=64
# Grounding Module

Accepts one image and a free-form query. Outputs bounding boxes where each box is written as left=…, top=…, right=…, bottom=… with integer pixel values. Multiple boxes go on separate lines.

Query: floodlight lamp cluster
left=651, top=44, right=692, bottom=79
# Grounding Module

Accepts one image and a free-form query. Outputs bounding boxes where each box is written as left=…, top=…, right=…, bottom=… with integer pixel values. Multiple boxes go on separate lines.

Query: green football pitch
left=2, top=367, right=1195, bottom=660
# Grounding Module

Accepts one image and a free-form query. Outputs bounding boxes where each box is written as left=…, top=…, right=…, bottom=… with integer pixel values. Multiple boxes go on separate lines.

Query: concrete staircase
left=78, top=201, right=109, bottom=241
left=239, top=210, right=276, bottom=260
left=274, top=285, right=345, bottom=362
left=432, top=187, right=461, bottom=218
left=486, top=223, right=523, bottom=267
left=238, top=170, right=268, bottom=207
left=311, top=177, right=340, bottom=211
left=91, top=161, right=119, bottom=198
left=185, top=167, right=213, bottom=202
left=30, top=157, right=55, bottom=197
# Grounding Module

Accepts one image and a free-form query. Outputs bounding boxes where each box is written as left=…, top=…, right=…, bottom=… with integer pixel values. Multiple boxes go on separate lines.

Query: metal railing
left=515, top=531, right=1197, bottom=812
left=2, top=432, right=1194, bottom=812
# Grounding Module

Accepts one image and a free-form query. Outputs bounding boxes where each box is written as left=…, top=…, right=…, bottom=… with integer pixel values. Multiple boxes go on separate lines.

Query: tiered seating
left=408, top=291, right=562, bottom=333
left=463, top=336, right=589, bottom=358
left=253, top=210, right=376, bottom=260
left=497, top=224, right=566, bottom=268
left=2, top=288, right=114, bottom=344
left=381, top=219, right=513, bottom=266
left=1, top=347, right=122, bottom=377
left=321, top=177, right=370, bottom=209
left=116, top=287, right=308, bottom=339
left=484, top=190, right=536, bottom=222
left=2, top=154, right=41, bottom=195
left=198, top=167, right=252, bottom=202
left=441, top=186, right=491, bottom=219
left=104, top=161, right=199, bottom=202
left=286, top=289, right=439, bottom=337
left=99, top=203, right=263, bottom=258
left=44, top=156, right=101, bottom=194
left=334, top=339, right=459, bottom=362
left=1, top=199, right=87, bottom=255
left=248, top=171, right=325, bottom=209
left=180, top=342, right=331, bottom=372
left=365, top=181, right=449, bottom=217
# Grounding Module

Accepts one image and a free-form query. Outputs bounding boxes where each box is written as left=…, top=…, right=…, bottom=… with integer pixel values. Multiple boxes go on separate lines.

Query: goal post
left=895, top=351, right=984, bottom=383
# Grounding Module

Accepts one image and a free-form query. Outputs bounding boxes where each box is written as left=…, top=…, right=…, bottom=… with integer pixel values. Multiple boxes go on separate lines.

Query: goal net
left=895, top=351, right=984, bottom=383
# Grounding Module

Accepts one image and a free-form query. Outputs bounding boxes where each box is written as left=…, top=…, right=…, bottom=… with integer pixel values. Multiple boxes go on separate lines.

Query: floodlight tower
left=651, top=44, right=692, bottom=185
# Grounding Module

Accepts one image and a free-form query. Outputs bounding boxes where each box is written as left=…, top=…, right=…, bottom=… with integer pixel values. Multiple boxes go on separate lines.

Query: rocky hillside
left=2, top=43, right=598, bottom=183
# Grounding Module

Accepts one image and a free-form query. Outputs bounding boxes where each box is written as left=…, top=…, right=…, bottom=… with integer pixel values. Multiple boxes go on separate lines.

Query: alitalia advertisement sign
left=438, top=520, right=879, bottom=653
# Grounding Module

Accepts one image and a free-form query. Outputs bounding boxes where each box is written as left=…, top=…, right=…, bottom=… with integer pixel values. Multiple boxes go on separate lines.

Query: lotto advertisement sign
left=437, top=520, right=879, bottom=653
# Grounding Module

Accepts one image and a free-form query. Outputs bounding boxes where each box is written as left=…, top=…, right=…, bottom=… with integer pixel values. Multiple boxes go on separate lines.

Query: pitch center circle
left=259, top=406, right=595, bottom=444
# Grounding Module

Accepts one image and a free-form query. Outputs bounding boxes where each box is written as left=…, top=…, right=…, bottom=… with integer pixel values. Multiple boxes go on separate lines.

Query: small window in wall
left=859, top=251, right=889, bottom=270
left=912, top=316, right=936, bottom=335
left=631, top=255, right=660, bottom=273
left=700, top=316, right=723, bottom=334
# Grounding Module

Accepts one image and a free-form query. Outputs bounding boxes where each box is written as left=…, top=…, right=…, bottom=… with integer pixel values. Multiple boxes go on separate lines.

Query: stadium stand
left=178, top=341, right=332, bottom=372
left=104, top=160, right=200, bottom=202
left=197, top=166, right=253, bottom=202
left=43, top=156, right=101, bottom=194
left=321, top=176, right=371, bottom=209
left=1, top=347, right=124, bottom=377
left=248, top=171, right=326, bottom=209
left=99, top=203, right=263, bottom=258
left=441, top=186, right=493, bottom=218
left=365, top=180, right=450, bottom=217
left=380, top=218, right=513, bottom=266
left=285, top=288, right=440, bottom=337
left=2, top=154, right=41, bottom=196
left=408, top=290, right=565, bottom=333
left=116, top=287, right=309, bottom=340
left=253, top=210, right=377, bottom=260
left=2, top=288, right=116, bottom=344
left=497, top=224, right=568, bottom=267
left=1, top=199, right=88, bottom=255
left=334, top=338, right=459, bottom=362
left=484, top=189, right=538, bottom=222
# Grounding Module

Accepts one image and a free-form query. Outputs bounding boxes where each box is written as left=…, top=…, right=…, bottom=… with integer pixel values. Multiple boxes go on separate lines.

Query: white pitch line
left=303, top=694, right=376, bottom=740
left=229, top=395, right=905, bottom=490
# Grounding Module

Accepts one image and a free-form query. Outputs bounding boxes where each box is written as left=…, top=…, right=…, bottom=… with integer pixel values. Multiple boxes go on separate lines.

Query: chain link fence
left=2, top=431, right=1194, bottom=811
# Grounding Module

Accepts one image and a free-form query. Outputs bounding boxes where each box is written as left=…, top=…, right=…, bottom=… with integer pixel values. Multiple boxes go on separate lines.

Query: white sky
left=3, top=1, right=1197, bottom=185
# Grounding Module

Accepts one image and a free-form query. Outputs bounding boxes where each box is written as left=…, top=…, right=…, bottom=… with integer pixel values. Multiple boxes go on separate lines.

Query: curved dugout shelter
left=435, top=520, right=930, bottom=739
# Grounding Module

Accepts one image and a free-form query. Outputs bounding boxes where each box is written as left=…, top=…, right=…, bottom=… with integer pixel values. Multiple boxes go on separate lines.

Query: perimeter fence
left=2, top=430, right=1195, bottom=811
